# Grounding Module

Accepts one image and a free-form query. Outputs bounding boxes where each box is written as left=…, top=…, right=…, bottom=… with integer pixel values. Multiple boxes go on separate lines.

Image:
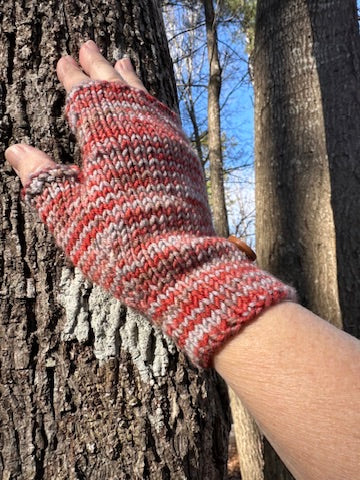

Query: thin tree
left=203, top=0, right=230, bottom=237
left=253, top=0, right=360, bottom=476
left=0, top=1, right=231, bottom=478
left=203, top=2, right=264, bottom=478
left=163, top=2, right=208, bottom=168
left=165, top=1, right=265, bottom=478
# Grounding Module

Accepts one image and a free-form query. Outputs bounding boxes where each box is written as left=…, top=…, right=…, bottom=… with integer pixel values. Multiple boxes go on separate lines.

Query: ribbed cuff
left=157, top=252, right=297, bottom=368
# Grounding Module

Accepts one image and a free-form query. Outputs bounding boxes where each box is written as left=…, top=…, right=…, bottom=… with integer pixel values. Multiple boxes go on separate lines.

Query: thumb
left=5, top=144, right=57, bottom=186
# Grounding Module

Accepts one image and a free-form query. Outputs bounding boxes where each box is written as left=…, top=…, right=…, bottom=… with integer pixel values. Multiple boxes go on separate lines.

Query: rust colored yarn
left=24, top=81, right=296, bottom=367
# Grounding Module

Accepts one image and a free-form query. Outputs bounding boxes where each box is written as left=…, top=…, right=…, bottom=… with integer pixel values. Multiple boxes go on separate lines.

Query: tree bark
left=253, top=0, right=360, bottom=476
left=0, top=1, right=231, bottom=479
left=307, top=0, right=360, bottom=338
left=254, top=0, right=342, bottom=328
left=228, top=388, right=264, bottom=480
left=202, top=2, right=268, bottom=478
left=203, top=0, right=229, bottom=237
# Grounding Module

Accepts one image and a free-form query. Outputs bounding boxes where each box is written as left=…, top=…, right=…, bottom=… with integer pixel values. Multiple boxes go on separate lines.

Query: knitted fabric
left=24, top=81, right=296, bottom=367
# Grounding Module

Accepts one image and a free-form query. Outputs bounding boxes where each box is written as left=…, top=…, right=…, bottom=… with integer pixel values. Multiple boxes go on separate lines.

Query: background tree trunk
left=203, top=0, right=229, bottom=237
left=253, top=0, right=360, bottom=476
left=0, top=1, right=231, bottom=478
left=254, top=0, right=342, bottom=327
left=228, top=388, right=264, bottom=480
left=202, top=4, right=264, bottom=478
left=307, top=0, right=360, bottom=338
left=163, top=3, right=264, bottom=477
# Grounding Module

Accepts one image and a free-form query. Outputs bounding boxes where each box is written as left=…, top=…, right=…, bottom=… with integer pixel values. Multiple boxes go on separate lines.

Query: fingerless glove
left=24, top=81, right=296, bottom=367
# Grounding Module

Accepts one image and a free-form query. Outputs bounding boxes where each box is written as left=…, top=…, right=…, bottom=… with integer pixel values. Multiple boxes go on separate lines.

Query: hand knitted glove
left=24, top=81, right=296, bottom=367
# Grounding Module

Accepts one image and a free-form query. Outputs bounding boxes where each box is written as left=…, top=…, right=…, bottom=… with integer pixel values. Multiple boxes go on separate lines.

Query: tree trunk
left=0, top=1, right=231, bottom=479
left=307, top=0, right=360, bottom=338
left=202, top=2, right=267, bottom=478
left=253, top=0, right=360, bottom=476
left=203, top=0, right=229, bottom=237
left=254, top=0, right=342, bottom=328
left=228, top=389, right=264, bottom=480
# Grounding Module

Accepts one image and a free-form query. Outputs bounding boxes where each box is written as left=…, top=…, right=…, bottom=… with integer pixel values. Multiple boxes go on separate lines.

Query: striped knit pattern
left=24, top=81, right=296, bottom=367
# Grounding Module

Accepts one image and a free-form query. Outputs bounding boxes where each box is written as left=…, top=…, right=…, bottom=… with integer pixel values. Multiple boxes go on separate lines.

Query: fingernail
left=5, top=145, right=26, bottom=174
left=120, top=57, right=134, bottom=71
left=85, top=40, right=99, bottom=51
left=5, top=143, right=32, bottom=164
left=6, top=144, right=26, bottom=159
left=63, top=55, right=76, bottom=64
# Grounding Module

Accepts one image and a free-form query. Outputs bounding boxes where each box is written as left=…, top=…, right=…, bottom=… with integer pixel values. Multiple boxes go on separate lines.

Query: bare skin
left=6, top=40, right=148, bottom=180
left=5, top=40, right=360, bottom=480
left=215, top=302, right=360, bottom=480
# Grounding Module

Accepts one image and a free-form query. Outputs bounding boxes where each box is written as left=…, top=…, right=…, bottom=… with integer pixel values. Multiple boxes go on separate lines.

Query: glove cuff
left=151, top=242, right=297, bottom=368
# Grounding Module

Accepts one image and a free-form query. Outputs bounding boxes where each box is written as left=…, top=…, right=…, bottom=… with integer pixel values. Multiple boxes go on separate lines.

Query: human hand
left=6, top=41, right=295, bottom=368
left=5, top=40, right=147, bottom=184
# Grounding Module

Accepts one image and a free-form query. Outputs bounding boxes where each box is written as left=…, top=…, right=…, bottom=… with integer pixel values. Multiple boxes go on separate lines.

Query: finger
left=57, top=55, right=90, bottom=94
left=5, top=144, right=57, bottom=187
left=114, top=57, right=148, bottom=93
left=79, top=40, right=125, bottom=84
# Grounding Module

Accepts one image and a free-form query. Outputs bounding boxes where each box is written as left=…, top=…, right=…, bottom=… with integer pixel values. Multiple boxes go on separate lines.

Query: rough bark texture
left=254, top=0, right=360, bottom=333
left=203, top=0, right=229, bottom=238
left=307, top=0, right=360, bottom=338
left=254, top=0, right=342, bottom=328
left=0, top=1, right=231, bottom=479
left=253, top=0, right=360, bottom=477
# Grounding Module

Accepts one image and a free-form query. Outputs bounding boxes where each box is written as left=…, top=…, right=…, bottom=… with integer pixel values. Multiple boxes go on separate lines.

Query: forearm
left=214, top=302, right=360, bottom=480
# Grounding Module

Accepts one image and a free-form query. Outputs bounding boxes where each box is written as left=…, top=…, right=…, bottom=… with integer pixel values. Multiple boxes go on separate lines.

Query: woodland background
left=0, top=0, right=359, bottom=479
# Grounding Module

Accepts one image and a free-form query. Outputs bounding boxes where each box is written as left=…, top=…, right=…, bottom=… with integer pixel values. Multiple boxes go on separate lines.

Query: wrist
left=148, top=239, right=296, bottom=368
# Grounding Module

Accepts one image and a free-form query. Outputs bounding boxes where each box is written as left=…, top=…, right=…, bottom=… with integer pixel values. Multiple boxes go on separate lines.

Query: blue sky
left=163, top=4, right=256, bottom=240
